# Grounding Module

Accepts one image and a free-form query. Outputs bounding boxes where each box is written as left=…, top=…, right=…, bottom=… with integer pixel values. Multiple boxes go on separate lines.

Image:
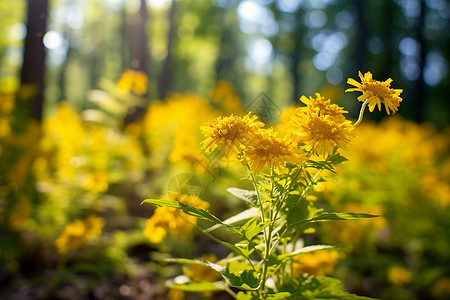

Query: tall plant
left=143, top=71, right=403, bottom=299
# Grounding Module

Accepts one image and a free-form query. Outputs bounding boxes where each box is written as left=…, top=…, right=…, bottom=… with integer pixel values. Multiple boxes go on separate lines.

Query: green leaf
left=236, top=291, right=256, bottom=300
left=274, top=181, right=285, bottom=194
left=311, top=210, right=379, bottom=222
left=328, top=153, right=349, bottom=165
left=221, top=269, right=260, bottom=291
left=227, top=188, right=258, bottom=207
left=278, top=245, right=335, bottom=260
left=166, top=258, right=224, bottom=273
left=285, top=195, right=312, bottom=226
left=142, top=198, right=233, bottom=229
left=240, top=217, right=267, bottom=240
left=168, top=281, right=226, bottom=292
left=205, top=207, right=259, bottom=233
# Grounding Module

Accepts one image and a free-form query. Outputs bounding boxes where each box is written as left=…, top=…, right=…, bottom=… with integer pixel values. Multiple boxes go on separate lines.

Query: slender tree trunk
left=355, top=0, right=367, bottom=73
left=414, top=0, right=426, bottom=123
left=20, top=0, right=49, bottom=122
left=123, top=0, right=149, bottom=125
left=291, top=9, right=303, bottom=104
left=130, top=0, right=149, bottom=74
left=158, top=0, right=176, bottom=100
left=121, top=6, right=129, bottom=72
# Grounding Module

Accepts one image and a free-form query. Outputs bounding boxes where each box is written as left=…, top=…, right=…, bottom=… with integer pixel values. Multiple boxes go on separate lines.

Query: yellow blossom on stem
left=245, top=128, right=306, bottom=174
left=201, top=113, right=264, bottom=155
left=346, top=71, right=403, bottom=115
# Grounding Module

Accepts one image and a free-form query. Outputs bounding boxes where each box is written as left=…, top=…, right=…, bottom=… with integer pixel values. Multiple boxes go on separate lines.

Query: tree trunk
left=291, top=8, right=303, bottom=104
left=355, top=0, right=367, bottom=73
left=130, top=0, right=149, bottom=74
left=20, top=0, right=49, bottom=122
left=158, top=0, right=176, bottom=100
left=413, top=0, right=426, bottom=123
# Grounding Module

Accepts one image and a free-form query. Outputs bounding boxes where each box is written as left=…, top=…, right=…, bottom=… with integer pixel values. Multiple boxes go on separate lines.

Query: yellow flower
left=388, top=266, right=412, bottom=286
left=201, top=113, right=264, bottom=155
left=293, top=249, right=341, bottom=276
left=118, top=69, right=148, bottom=95
left=245, top=128, right=306, bottom=174
left=299, top=93, right=348, bottom=122
left=290, top=112, right=354, bottom=156
left=55, top=215, right=105, bottom=255
left=346, top=71, right=403, bottom=115
left=143, top=194, right=209, bottom=244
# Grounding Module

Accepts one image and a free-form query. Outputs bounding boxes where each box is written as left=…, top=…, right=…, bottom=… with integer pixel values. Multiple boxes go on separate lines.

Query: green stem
left=247, top=165, right=269, bottom=298
left=353, top=99, right=368, bottom=127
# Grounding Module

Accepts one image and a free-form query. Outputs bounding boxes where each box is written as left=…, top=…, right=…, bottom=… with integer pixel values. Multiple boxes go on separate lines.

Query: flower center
left=309, top=118, right=339, bottom=140
left=363, top=82, right=393, bottom=100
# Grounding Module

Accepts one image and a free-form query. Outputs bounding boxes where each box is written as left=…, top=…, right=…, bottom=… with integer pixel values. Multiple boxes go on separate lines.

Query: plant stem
left=353, top=99, right=368, bottom=127
left=225, top=286, right=237, bottom=299
left=247, top=166, right=270, bottom=298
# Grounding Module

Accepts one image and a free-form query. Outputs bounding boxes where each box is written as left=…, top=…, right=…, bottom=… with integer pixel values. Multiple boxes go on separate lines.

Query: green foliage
left=279, top=276, right=374, bottom=300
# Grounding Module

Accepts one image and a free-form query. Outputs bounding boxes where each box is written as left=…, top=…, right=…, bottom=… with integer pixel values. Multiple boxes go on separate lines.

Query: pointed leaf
left=142, top=199, right=232, bottom=229
left=169, top=281, right=226, bottom=292
left=285, top=195, right=312, bottom=226
left=240, top=217, right=267, bottom=240
left=311, top=211, right=379, bottom=222
left=279, top=245, right=335, bottom=260
left=205, top=207, right=259, bottom=233
left=166, top=258, right=224, bottom=273
left=227, top=188, right=258, bottom=207
left=328, top=153, right=349, bottom=165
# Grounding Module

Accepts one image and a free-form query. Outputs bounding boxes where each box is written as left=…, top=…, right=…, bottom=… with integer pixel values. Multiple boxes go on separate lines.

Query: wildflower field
left=1, top=0, right=449, bottom=299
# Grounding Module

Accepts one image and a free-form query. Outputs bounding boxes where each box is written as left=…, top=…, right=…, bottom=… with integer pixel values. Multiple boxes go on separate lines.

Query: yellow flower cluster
left=54, top=215, right=105, bottom=255
left=293, top=249, right=342, bottom=276
left=201, top=91, right=359, bottom=173
left=202, top=112, right=307, bottom=173
left=143, top=193, right=209, bottom=244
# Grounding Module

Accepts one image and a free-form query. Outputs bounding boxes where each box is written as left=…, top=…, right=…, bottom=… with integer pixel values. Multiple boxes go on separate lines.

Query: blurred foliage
left=0, top=0, right=449, bottom=298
